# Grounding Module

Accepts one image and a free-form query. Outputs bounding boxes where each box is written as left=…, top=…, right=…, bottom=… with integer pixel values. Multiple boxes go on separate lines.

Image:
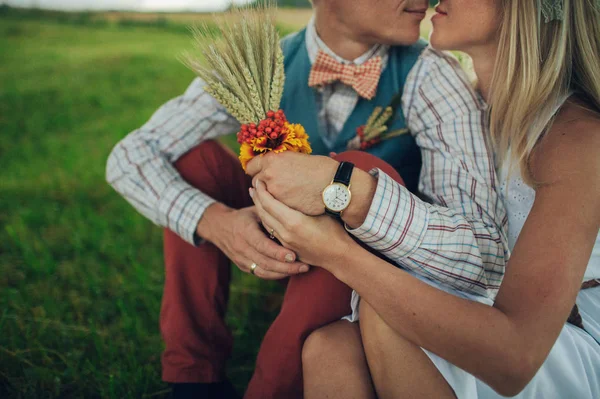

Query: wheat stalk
left=205, top=83, right=256, bottom=124
left=182, top=0, right=284, bottom=124
left=269, top=43, right=285, bottom=112
left=381, top=128, right=409, bottom=139
left=371, top=107, right=393, bottom=130
left=363, top=125, right=388, bottom=141
left=233, top=24, right=266, bottom=119
left=261, top=24, right=274, bottom=112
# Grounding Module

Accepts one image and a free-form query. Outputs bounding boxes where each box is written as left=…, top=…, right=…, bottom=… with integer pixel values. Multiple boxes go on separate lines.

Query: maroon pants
left=160, top=140, right=404, bottom=398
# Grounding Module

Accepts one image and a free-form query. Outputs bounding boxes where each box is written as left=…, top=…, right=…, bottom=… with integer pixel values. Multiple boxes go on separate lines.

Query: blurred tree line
left=274, top=0, right=311, bottom=7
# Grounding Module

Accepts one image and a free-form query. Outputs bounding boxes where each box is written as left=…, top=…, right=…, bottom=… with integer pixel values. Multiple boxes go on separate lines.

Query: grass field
left=0, top=6, right=431, bottom=398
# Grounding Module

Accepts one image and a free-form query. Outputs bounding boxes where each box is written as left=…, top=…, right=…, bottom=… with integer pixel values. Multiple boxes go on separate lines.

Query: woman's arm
left=342, top=119, right=600, bottom=394
left=250, top=117, right=600, bottom=396
left=344, top=48, right=509, bottom=300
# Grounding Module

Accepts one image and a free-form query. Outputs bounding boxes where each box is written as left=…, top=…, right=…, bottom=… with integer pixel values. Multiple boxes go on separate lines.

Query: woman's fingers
left=253, top=180, right=302, bottom=228
left=250, top=186, right=286, bottom=239
left=254, top=221, right=296, bottom=263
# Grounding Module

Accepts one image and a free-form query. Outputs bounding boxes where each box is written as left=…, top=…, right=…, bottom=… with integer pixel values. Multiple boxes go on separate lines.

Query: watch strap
left=333, top=161, right=354, bottom=186
left=325, top=208, right=342, bottom=220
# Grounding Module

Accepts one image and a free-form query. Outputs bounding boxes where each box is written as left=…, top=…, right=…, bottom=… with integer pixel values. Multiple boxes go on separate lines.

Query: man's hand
left=245, top=152, right=339, bottom=216
left=197, top=203, right=310, bottom=280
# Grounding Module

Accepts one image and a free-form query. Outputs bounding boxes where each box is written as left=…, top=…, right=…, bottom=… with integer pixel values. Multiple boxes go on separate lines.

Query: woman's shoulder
left=530, top=98, right=600, bottom=186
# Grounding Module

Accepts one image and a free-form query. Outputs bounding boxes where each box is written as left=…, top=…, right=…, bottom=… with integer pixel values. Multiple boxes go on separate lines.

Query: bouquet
left=183, top=2, right=312, bottom=170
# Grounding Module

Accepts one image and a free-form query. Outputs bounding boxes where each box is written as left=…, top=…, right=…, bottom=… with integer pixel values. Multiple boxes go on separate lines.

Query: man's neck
left=313, top=10, right=372, bottom=61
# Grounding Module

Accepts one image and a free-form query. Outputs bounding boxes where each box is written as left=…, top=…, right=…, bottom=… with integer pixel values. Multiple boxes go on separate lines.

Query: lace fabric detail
left=498, top=163, right=600, bottom=280
left=541, top=0, right=600, bottom=23
left=541, top=0, right=564, bottom=22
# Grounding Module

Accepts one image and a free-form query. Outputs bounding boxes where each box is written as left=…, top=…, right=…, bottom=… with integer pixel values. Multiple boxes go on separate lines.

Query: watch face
left=323, top=183, right=351, bottom=212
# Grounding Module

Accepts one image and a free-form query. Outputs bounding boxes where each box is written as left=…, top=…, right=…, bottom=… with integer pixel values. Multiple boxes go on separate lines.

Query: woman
left=249, top=0, right=600, bottom=397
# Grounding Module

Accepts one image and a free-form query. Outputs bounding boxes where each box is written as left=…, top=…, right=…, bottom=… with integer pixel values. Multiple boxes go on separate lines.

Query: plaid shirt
left=106, top=36, right=508, bottom=298
left=348, top=48, right=508, bottom=298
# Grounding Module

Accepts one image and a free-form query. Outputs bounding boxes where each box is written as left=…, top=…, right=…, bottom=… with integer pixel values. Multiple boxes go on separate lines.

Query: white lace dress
left=425, top=166, right=600, bottom=398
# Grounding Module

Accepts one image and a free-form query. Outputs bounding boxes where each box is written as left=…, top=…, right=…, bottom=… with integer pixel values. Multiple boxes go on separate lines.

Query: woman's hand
left=249, top=179, right=355, bottom=269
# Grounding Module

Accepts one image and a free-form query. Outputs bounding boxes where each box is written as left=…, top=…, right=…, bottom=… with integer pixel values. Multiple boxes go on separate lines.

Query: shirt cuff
left=346, top=169, right=430, bottom=258
left=157, top=180, right=216, bottom=246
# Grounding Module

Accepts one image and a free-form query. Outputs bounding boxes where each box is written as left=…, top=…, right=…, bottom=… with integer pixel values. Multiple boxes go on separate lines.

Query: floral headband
left=541, top=0, right=600, bottom=22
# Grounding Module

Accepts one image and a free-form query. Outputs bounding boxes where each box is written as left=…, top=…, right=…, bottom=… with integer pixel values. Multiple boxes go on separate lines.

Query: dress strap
left=567, top=279, right=600, bottom=329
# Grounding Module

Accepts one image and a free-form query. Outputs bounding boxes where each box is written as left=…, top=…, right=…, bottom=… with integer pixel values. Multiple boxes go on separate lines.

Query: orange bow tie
left=308, top=51, right=383, bottom=100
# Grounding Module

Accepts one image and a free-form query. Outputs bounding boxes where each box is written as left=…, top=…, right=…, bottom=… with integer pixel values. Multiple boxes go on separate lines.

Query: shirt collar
left=305, top=16, right=389, bottom=68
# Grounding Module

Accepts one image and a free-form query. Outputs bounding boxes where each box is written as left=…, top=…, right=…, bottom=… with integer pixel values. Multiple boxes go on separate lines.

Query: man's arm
left=106, top=78, right=239, bottom=245
left=345, top=48, right=509, bottom=300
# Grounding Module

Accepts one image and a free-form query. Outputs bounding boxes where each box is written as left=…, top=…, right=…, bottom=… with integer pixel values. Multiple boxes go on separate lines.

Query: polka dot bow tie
left=308, top=51, right=383, bottom=100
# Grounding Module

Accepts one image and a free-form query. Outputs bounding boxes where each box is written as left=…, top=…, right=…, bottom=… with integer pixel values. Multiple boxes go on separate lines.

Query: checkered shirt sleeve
left=106, top=78, right=239, bottom=245
left=348, top=48, right=510, bottom=300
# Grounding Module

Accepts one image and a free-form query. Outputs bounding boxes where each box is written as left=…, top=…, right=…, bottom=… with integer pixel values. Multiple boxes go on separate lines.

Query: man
left=106, top=0, right=508, bottom=398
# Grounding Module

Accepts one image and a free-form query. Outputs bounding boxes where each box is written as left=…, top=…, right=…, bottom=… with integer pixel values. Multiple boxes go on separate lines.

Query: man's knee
left=172, top=140, right=249, bottom=206
left=173, top=140, right=229, bottom=182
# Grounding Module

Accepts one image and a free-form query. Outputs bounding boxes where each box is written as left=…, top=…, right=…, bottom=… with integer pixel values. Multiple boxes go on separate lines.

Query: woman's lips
left=434, top=5, right=448, bottom=15
left=432, top=5, right=448, bottom=21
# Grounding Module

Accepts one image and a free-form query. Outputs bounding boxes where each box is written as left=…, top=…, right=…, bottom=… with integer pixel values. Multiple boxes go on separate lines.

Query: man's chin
left=381, top=31, right=422, bottom=47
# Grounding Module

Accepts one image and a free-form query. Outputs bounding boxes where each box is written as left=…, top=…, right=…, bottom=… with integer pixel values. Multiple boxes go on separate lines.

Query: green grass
left=0, top=7, right=437, bottom=398
left=0, top=9, right=286, bottom=398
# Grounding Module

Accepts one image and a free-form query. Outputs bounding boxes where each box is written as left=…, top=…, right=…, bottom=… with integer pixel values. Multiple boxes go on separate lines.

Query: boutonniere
left=346, top=92, right=409, bottom=151
left=183, top=4, right=312, bottom=171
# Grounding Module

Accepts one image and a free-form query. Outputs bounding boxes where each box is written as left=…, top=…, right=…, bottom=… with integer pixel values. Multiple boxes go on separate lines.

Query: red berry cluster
left=237, top=110, right=288, bottom=144
left=356, top=125, right=381, bottom=150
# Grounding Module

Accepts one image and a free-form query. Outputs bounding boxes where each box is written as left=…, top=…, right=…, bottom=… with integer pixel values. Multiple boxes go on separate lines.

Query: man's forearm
left=106, top=77, right=240, bottom=246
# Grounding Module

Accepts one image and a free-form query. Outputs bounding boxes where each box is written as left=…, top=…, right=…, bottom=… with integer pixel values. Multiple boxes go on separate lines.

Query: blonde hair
left=489, top=0, right=600, bottom=184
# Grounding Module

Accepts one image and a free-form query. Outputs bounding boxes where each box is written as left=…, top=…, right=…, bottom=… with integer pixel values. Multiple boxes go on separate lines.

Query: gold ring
left=269, top=228, right=275, bottom=240
left=250, top=262, right=258, bottom=275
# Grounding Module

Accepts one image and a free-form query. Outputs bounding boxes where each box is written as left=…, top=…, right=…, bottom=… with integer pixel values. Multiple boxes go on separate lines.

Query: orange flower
left=251, top=136, right=271, bottom=153
left=238, top=121, right=312, bottom=171
left=286, top=123, right=312, bottom=154
left=239, top=142, right=257, bottom=171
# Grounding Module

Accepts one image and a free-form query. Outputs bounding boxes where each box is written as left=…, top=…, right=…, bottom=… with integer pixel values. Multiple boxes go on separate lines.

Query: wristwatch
left=322, top=161, right=355, bottom=219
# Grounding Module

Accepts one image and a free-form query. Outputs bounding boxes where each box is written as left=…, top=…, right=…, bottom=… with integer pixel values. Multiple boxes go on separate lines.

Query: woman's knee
left=359, top=301, right=388, bottom=337
left=302, top=326, right=331, bottom=368
left=302, top=321, right=362, bottom=367
left=303, top=321, right=376, bottom=399
left=359, top=302, right=395, bottom=359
